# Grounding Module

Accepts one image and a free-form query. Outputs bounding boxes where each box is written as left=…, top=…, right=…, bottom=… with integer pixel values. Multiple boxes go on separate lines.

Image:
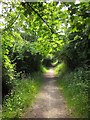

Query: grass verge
left=2, top=72, right=43, bottom=119
left=56, top=64, right=89, bottom=118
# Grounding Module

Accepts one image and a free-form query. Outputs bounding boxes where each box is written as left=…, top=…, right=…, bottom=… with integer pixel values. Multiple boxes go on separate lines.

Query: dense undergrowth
left=2, top=72, right=43, bottom=119
left=55, top=63, right=89, bottom=118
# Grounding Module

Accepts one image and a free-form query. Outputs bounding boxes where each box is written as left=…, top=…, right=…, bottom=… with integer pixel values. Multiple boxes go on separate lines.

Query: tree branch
left=28, top=3, right=54, bottom=34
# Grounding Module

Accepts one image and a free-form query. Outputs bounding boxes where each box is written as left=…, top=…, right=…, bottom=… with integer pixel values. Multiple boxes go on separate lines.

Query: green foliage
left=54, top=62, right=68, bottom=76
left=54, top=2, right=90, bottom=70
left=2, top=31, right=16, bottom=97
left=40, top=65, right=48, bottom=73
left=11, top=32, right=42, bottom=74
left=2, top=30, right=42, bottom=97
left=57, top=65, right=89, bottom=118
left=2, top=1, right=90, bottom=119
left=2, top=73, right=43, bottom=119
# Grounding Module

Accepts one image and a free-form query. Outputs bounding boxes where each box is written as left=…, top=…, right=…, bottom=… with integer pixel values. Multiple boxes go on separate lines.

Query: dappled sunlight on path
left=21, top=68, right=69, bottom=118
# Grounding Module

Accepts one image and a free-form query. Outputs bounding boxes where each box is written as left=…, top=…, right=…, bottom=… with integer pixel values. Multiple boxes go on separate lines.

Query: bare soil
left=21, top=68, right=69, bottom=118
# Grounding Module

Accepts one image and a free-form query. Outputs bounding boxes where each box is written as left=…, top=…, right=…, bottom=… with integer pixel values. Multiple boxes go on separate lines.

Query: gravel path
left=21, top=68, right=69, bottom=118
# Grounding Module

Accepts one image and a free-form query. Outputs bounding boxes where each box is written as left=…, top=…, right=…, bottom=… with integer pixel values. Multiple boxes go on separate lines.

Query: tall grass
left=2, top=72, right=43, bottom=119
left=56, top=63, right=89, bottom=118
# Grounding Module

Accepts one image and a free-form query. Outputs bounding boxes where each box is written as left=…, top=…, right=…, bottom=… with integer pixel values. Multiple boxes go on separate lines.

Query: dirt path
left=21, top=68, right=69, bottom=118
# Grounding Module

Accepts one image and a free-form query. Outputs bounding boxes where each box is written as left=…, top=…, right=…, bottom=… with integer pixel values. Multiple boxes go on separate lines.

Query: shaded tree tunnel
left=1, top=1, right=90, bottom=119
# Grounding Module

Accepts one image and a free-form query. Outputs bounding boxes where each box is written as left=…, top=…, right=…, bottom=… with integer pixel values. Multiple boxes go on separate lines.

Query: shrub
left=2, top=72, right=43, bottom=119
left=57, top=65, right=89, bottom=118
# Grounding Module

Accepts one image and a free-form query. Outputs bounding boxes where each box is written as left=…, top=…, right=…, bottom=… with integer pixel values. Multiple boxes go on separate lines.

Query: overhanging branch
left=28, top=3, right=54, bottom=34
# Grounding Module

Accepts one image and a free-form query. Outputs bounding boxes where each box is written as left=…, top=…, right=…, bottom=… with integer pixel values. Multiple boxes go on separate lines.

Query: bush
left=2, top=55, right=15, bottom=97
left=2, top=72, right=43, bottom=119
left=57, top=65, right=89, bottom=118
left=54, top=62, right=68, bottom=76
left=2, top=31, right=42, bottom=97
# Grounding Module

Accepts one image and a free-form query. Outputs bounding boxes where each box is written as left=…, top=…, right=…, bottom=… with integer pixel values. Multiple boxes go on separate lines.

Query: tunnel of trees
left=1, top=1, right=90, bottom=118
